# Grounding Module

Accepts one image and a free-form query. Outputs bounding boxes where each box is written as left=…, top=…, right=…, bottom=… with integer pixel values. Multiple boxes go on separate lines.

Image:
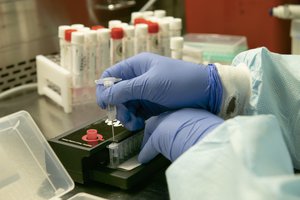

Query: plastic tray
left=184, top=33, right=248, bottom=64
left=0, top=111, right=74, bottom=200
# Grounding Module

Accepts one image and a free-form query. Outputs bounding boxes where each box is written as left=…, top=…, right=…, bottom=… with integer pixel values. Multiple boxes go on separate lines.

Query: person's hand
left=138, top=108, right=224, bottom=163
left=96, top=53, right=223, bottom=131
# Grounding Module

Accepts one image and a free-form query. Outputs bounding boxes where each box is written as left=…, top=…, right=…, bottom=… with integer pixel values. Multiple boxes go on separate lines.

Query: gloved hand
left=96, top=53, right=223, bottom=131
left=138, top=108, right=224, bottom=163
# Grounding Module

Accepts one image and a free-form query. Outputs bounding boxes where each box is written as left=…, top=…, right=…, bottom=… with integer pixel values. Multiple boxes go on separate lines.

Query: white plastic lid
left=72, top=32, right=85, bottom=45
left=142, top=11, right=154, bottom=18
left=97, top=28, right=111, bottom=42
left=108, top=20, right=122, bottom=29
left=131, top=12, right=143, bottom=24
left=0, top=111, right=74, bottom=200
left=71, top=24, right=85, bottom=29
left=162, top=16, right=174, bottom=23
left=148, top=16, right=159, bottom=23
left=135, top=24, right=148, bottom=35
left=85, top=30, right=97, bottom=43
left=170, top=18, right=182, bottom=30
left=78, top=27, right=91, bottom=32
left=154, top=10, right=166, bottom=18
left=58, top=25, right=71, bottom=38
left=124, top=25, right=135, bottom=37
left=170, top=36, right=184, bottom=49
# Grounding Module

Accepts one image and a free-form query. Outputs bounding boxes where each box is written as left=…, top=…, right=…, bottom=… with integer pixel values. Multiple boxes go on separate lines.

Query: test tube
left=123, top=25, right=135, bottom=59
left=71, top=32, right=85, bottom=88
left=158, top=20, right=171, bottom=57
left=96, top=77, right=122, bottom=142
left=170, top=37, right=184, bottom=60
left=85, top=30, right=98, bottom=86
left=64, top=29, right=77, bottom=71
left=108, top=142, right=120, bottom=168
left=154, top=10, right=166, bottom=18
left=134, top=24, right=148, bottom=54
left=108, top=20, right=122, bottom=29
left=147, top=22, right=160, bottom=54
left=58, top=25, right=71, bottom=68
left=131, top=12, right=143, bottom=24
left=110, top=27, right=124, bottom=65
left=169, top=18, right=182, bottom=37
left=97, top=28, right=111, bottom=75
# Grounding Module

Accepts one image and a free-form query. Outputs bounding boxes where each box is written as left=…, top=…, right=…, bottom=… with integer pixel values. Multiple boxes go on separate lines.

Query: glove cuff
left=214, top=63, right=251, bottom=119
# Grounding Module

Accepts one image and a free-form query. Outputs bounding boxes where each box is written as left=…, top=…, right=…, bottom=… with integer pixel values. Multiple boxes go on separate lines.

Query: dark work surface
left=61, top=167, right=170, bottom=200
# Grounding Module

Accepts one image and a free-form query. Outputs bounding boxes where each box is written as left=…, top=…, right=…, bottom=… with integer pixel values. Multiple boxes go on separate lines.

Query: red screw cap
left=147, top=22, right=159, bottom=33
left=111, top=27, right=124, bottom=39
left=65, top=29, right=77, bottom=42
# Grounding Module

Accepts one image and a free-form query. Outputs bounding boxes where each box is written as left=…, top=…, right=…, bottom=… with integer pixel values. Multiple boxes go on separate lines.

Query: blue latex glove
left=138, top=108, right=224, bottom=163
left=96, top=53, right=223, bottom=131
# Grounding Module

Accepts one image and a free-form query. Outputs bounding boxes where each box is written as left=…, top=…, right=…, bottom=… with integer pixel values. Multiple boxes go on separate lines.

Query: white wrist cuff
left=215, top=63, right=251, bottom=119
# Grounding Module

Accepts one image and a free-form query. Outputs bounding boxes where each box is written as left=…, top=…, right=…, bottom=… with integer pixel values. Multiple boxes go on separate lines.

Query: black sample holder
left=48, top=118, right=170, bottom=189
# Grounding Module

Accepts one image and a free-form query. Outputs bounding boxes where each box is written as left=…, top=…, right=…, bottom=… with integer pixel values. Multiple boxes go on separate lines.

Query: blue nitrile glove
left=138, top=108, right=224, bottom=163
left=96, top=53, right=223, bottom=131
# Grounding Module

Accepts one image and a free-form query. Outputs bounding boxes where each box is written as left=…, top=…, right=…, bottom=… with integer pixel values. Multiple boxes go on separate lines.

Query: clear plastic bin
left=68, top=193, right=107, bottom=200
left=0, top=111, right=106, bottom=200
left=184, top=33, right=248, bottom=64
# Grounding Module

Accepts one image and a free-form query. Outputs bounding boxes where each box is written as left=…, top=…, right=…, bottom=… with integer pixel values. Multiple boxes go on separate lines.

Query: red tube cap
left=134, top=18, right=148, bottom=25
left=65, top=29, right=77, bottom=42
left=147, top=22, right=159, bottom=33
left=91, top=25, right=105, bottom=30
left=111, top=27, right=124, bottom=39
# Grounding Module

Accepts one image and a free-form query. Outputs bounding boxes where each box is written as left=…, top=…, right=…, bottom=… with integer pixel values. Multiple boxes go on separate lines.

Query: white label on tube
left=111, top=38, right=123, bottom=65
left=87, top=44, right=97, bottom=86
left=134, top=36, right=147, bottom=54
left=72, top=44, right=84, bottom=87
left=123, top=37, right=134, bottom=59
left=147, top=33, right=161, bottom=54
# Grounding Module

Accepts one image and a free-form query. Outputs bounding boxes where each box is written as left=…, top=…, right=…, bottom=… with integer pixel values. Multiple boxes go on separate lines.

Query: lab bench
left=0, top=90, right=170, bottom=200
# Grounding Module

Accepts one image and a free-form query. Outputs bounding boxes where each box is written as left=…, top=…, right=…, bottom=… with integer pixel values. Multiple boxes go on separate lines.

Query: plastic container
left=68, top=192, right=107, bottom=200
left=290, top=19, right=300, bottom=55
left=0, top=111, right=106, bottom=200
left=184, top=33, right=248, bottom=64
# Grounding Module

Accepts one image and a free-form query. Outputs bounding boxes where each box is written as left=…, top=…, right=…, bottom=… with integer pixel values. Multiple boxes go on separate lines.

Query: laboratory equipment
left=270, top=4, right=300, bottom=19
left=169, top=18, right=182, bottom=37
left=134, top=24, right=148, bottom=54
left=71, top=32, right=85, bottom=88
left=95, top=77, right=121, bottom=141
left=110, top=28, right=124, bottom=65
left=154, top=10, right=166, bottom=18
left=123, top=25, right=135, bottom=59
left=170, top=36, right=184, bottom=59
left=49, top=116, right=169, bottom=189
left=58, top=25, right=71, bottom=68
left=147, top=22, right=160, bottom=54
left=97, top=28, right=111, bottom=75
left=85, top=30, right=98, bottom=86
left=0, top=111, right=107, bottom=200
left=158, top=20, right=171, bottom=56
left=64, top=29, right=78, bottom=71
left=184, top=33, right=248, bottom=64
